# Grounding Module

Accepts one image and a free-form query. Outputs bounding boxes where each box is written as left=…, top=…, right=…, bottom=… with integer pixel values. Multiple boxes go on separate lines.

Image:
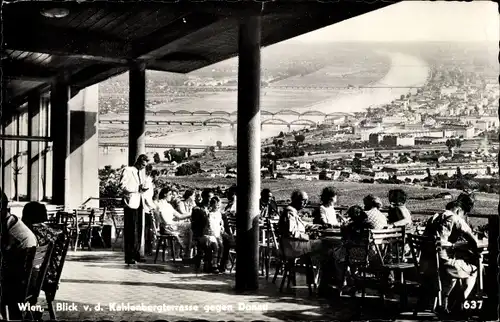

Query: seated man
left=279, top=190, right=334, bottom=294
left=191, top=189, right=219, bottom=273
left=421, top=200, right=480, bottom=313
left=0, top=190, right=38, bottom=320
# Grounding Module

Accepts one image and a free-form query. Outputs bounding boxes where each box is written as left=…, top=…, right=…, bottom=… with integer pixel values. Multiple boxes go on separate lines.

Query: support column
left=235, top=15, right=261, bottom=292
left=128, top=62, right=147, bottom=166
left=27, top=94, right=41, bottom=201
left=69, top=84, right=100, bottom=209
left=128, top=62, right=147, bottom=257
left=50, top=75, right=71, bottom=207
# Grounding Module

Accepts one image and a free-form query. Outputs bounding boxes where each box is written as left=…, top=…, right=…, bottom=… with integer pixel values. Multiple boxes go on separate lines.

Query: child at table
left=205, top=197, right=225, bottom=268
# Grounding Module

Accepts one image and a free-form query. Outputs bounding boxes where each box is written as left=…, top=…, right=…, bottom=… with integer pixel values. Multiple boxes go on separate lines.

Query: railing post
left=235, top=14, right=261, bottom=292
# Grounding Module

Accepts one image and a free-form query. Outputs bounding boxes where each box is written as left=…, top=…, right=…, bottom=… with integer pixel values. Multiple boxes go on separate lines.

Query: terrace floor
left=34, top=250, right=441, bottom=321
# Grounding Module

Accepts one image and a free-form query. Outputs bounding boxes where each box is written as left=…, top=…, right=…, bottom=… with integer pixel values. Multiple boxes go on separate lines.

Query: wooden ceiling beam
left=2, top=60, right=59, bottom=82
left=134, top=12, right=221, bottom=60
left=3, top=26, right=133, bottom=60
left=70, top=64, right=128, bottom=91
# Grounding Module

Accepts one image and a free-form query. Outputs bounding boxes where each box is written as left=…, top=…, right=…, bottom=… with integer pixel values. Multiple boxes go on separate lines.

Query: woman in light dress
left=313, top=187, right=341, bottom=227
left=155, top=187, right=192, bottom=258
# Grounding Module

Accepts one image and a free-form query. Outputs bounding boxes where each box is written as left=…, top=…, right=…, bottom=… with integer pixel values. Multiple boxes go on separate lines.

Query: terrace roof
left=2, top=0, right=397, bottom=110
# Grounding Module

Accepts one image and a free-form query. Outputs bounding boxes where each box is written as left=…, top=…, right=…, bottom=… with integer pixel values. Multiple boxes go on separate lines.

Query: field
left=164, top=176, right=498, bottom=226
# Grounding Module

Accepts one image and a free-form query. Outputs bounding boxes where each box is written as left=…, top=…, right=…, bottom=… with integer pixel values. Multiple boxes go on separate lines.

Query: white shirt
left=155, top=200, right=181, bottom=226
left=206, top=210, right=224, bottom=238
left=319, top=205, right=339, bottom=226
left=143, top=176, right=156, bottom=212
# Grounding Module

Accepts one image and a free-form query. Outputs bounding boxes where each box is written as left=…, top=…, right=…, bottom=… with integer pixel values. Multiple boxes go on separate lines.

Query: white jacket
left=120, top=166, right=146, bottom=209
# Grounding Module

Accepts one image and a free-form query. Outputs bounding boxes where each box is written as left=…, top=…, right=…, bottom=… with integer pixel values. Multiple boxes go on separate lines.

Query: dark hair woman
left=313, top=187, right=340, bottom=227
left=387, top=189, right=412, bottom=229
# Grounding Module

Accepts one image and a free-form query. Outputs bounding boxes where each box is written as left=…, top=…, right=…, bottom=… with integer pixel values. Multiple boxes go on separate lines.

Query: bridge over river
left=100, top=109, right=353, bottom=128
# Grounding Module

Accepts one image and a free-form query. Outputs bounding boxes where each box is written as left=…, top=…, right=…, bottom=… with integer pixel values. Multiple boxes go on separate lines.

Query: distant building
left=381, top=135, right=415, bottom=147
left=382, top=116, right=406, bottom=124
left=369, top=133, right=384, bottom=146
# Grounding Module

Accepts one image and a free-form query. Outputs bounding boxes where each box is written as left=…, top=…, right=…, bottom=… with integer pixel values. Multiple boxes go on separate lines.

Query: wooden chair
left=272, top=223, right=318, bottom=296
left=370, top=227, right=414, bottom=309
left=407, top=233, right=443, bottom=316
left=46, top=205, right=65, bottom=223
left=152, top=215, right=180, bottom=263
left=343, top=229, right=372, bottom=309
left=44, top=237, right=71, bottom=320
left=3, top=243, right=54, bottom=321
left=110, top=208, right=125, bottom=250
left=75, top=208, right=105, bottom=251
left=226, top=215, right=237, bottom=273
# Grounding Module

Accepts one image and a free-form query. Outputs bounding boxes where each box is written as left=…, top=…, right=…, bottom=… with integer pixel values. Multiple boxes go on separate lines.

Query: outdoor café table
left=442, top=239, right=488, bottom=293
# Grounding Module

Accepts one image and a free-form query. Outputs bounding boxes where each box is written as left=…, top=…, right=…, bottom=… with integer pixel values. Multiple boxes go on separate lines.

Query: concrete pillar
left=27, top=94, right=41, bottom=201
left=50, top=75, right=71, bottom=207
left=69, top=84, right=100, bottom=209
left=235, top=15, right=261, bottom=292
left=128, top=62, right=147, bottom=166
left=128, top=62, right=147, bottom=256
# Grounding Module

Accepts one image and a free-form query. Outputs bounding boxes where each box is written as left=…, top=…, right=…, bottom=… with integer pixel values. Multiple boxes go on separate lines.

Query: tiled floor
left=37, top=250, right=427, bottom=321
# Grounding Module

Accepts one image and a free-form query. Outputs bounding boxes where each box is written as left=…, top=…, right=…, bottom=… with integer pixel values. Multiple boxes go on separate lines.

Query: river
left=100, top=51, right=430, bottom=168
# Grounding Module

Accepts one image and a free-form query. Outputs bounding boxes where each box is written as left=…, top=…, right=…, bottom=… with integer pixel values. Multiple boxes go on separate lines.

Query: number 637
left=463, top=300, right=483, bottom=310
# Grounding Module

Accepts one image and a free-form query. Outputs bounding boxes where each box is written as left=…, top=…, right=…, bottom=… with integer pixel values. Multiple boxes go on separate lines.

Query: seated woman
left=178, top=190, right=197, bottom=216
left=313, top=187, right=340, bottom=227
left=155, top=187, right=192, bottom=258
left=387, top=189, right=412, bottom=229
left=362, top=195, right=388, bottom=229
left=21, top=202, right=67, bottom=301
left=1, top=190, right=38, bottom=320
left=421, top=200, right=480, bottom=314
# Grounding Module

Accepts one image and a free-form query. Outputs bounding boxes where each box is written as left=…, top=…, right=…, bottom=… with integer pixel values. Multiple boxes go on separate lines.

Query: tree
left=295, top=134, right=305, bottom=145
left=163, top=150, right=171, bottom=162
left=176, top=162, right=202, bottom=176
left=445, top=139, right=456, bottom=155
left=153, top=152, right=161, bottom=164
left=216, top=141, right=222, bottom=150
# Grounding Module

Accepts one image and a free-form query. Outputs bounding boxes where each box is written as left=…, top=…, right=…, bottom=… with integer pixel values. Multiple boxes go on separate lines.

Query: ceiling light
left=40, top=8, right=70, bottom=19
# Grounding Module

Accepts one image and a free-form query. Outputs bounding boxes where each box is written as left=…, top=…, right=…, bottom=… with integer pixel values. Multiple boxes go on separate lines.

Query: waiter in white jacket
left=120, top=154, right=149, bottom=264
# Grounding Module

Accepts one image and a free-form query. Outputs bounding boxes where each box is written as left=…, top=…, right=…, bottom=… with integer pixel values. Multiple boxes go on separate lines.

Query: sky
left=288, top=1, right=499, bottom=43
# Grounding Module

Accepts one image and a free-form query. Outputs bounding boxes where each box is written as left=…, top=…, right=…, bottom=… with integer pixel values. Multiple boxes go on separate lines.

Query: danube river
left=100, top=51, right=430, bottom=168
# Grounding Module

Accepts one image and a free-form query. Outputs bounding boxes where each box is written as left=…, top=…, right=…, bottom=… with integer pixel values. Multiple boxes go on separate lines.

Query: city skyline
left=288, top=1, right=499, bottom=43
